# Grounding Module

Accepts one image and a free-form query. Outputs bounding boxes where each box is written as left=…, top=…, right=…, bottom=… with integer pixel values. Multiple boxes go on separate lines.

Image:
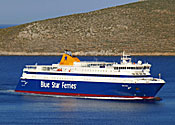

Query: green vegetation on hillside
left=0, top=0, right=174, bottom=55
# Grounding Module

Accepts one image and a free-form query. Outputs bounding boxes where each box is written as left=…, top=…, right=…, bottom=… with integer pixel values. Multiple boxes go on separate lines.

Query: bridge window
left=136, top=67, right=143, bottom=69
left=144, top=66, right=150, bottom=69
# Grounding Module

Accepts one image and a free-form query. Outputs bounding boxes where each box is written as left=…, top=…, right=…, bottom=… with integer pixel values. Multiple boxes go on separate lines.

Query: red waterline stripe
left=15, top=90, right=154, bottom=99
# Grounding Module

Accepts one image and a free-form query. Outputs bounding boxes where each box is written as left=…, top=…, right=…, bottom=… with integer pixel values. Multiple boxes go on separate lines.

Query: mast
left=121, top=51, right=131, bottom=64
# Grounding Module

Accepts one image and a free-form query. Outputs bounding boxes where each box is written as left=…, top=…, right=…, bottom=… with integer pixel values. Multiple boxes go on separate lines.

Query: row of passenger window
left=87, top=64, right=113, bottom=67
left=42, top=67, right=57, bottom=71
left=114, top=66, right=150, bottom=70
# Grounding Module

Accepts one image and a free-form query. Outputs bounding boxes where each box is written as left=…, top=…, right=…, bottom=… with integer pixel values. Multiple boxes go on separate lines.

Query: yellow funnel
left=59, top=53, right=80, bottom=65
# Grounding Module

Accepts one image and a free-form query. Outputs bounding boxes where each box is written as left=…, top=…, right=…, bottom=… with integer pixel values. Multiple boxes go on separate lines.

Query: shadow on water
left=0, top=89, right=162, bottom=111
left=0, top=88, right=170, bottom=125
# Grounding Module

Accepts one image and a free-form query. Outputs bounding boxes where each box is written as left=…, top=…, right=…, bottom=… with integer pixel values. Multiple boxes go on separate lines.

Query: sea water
left=0, top=56, right=175, bottom=125
left=0, top=24, right=17, bottom=29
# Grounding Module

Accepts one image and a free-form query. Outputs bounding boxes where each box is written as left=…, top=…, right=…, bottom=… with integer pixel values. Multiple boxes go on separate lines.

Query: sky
left=0, top=0, right=138, bottom=24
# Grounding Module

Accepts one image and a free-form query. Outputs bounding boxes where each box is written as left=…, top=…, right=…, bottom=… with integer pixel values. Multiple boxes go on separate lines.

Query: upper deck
left=23, top=51, right=151, bottom=77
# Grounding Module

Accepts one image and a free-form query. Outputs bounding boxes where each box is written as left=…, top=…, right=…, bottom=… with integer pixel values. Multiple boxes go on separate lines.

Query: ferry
left=15, top=51, right=165, bottom=100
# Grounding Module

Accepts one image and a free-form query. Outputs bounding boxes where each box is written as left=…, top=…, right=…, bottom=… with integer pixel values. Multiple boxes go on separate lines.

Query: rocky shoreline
left=1, top=51, right=175, bottom=56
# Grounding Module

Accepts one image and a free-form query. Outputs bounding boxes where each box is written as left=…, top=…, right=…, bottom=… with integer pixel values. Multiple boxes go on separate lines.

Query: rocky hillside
left=0, top=0, right=175, bottom=56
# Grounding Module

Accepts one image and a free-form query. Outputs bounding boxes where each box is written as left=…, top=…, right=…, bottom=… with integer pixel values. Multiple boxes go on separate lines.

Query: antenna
left=94, top=56, right=98, bottom=62
left=159, top=73, right=161, bottom=79
left=64, top=50, right=72, bottom=56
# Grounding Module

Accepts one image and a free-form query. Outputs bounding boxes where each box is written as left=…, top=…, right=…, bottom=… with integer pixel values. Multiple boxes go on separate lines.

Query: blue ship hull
left=15, top=78, right=164, bottom=100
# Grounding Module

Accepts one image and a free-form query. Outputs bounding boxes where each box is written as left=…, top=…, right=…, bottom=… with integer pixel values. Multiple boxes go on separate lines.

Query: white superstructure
left=21, top=51, right=164, bottom=84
